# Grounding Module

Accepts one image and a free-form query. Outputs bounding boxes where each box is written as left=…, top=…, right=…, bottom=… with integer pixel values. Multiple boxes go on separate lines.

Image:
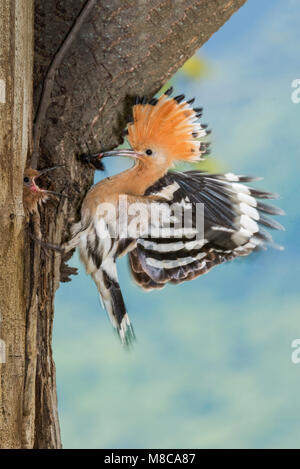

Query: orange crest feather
left=127, top=90, right=210, bottom=163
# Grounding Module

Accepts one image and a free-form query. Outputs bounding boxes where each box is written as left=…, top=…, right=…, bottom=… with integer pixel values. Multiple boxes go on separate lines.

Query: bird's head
left=99, top=88, right=211, bottom=171
left=23, top=166, right=66, bottom=214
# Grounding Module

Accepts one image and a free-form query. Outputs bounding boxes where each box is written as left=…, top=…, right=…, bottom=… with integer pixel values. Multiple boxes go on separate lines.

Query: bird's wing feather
left=128, top=170, right=284, bottom=290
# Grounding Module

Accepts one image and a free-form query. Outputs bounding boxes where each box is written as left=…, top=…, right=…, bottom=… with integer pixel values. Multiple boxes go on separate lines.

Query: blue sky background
left=54, top=0, right=300, bottom=449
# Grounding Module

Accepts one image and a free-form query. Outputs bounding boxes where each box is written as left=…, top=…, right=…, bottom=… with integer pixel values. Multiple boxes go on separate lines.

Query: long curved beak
left=99, top=149, right=143, bottom=159
left=37, top=165, right=65, bottom=176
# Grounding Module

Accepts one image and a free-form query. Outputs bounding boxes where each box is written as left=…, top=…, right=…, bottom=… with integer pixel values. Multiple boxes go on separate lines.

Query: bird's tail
left=92, top=268, right=135, bottom=347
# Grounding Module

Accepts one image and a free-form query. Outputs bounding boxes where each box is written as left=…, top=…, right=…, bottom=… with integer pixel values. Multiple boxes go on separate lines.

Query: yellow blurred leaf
left=181, top=56, right=208, bottom=80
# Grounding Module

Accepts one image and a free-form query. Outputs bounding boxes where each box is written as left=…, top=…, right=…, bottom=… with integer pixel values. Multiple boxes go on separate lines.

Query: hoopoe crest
left=127, top=90, right=209, bottom=163
left=65, top=87, right=284, bottom=347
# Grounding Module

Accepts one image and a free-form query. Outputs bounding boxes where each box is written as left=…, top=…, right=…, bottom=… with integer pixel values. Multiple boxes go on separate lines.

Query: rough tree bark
left=0, top=0, right=247, bottom=449
left=0, top=0, right=34, bottom=449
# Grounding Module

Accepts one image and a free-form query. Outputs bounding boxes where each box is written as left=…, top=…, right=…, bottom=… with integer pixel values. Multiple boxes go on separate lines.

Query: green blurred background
left=54, top=0, right=300, bottom=449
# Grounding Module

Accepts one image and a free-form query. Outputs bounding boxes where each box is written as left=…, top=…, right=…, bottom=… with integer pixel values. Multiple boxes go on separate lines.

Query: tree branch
left=31, top=0, right=97, bottom=168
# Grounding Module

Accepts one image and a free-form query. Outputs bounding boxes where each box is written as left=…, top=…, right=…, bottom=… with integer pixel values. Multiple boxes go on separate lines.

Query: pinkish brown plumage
left=23, top=166, right=64, bottom=216
left=64, top=88, right=284, bottom=347
left=23, top=168, right=50, bottom=216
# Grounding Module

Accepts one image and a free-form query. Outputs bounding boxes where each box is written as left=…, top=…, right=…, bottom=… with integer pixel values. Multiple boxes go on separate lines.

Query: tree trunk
left=0, top=0, right=247, bottom=449
left=0, top=0, right=34, bottom=449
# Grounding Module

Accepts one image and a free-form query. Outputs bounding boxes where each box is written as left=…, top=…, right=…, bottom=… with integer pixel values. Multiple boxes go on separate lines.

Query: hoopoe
left=65, top=87, right=284, bottom=346
left=23, top=166, right=65, bottom=216
left=23, top=166, right=67, bottom=251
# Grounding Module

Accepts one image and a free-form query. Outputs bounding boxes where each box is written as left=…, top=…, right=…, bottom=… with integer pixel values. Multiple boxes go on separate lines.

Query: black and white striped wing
left=128, top=171, right=284, bottom=290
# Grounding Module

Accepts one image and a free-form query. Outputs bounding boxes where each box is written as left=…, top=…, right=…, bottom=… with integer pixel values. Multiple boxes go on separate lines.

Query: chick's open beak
left=34, top=165, right=68, bottom=198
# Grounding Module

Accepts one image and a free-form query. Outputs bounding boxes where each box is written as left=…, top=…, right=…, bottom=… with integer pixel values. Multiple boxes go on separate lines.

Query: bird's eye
left=24, top=177, right=30, bottom=183
left=145, top=149, right=152, bottom=155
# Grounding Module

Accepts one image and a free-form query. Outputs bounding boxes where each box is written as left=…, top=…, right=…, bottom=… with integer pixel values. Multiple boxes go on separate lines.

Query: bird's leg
left=28, top=213, right=64, bottom=254
left=29, top=231, right=65, bottom=254
left=28, top=212, right=50, bottom=258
